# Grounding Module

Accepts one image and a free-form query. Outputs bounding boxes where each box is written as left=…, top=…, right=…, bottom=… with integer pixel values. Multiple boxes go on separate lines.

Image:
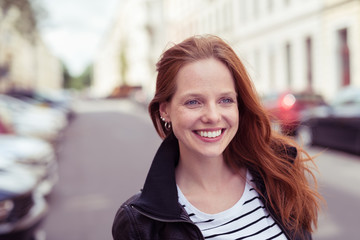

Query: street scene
left=1, top=0, right=360, bottom=239
left=42, top=99, right=161, bottom=240
left=42, top=99, right=360, bottom=240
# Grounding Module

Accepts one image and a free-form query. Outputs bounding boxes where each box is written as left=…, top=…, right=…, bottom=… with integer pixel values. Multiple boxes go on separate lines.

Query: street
left=43, top=99, right=161, bottom=240
left=310, top=146, right=360, bottom=240
left=43, top=99, right=360, bottom=240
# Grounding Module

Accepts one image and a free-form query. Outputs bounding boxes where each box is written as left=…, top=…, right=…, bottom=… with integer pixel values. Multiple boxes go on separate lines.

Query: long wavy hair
left=148, top=35, right=321, bottom=237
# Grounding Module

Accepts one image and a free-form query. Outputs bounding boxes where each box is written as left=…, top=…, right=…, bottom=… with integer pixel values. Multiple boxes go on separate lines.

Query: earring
left=164, top=121, right=171, bottom=130
left=160, top=115, right=171, bottom=130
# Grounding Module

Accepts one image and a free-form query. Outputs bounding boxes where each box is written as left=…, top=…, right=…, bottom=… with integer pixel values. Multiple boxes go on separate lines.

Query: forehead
left=173, top=58, right=236, bottom=94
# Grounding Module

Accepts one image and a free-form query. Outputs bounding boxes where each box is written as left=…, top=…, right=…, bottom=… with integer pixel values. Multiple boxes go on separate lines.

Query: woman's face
left=160, top=57, right=239, bottom=160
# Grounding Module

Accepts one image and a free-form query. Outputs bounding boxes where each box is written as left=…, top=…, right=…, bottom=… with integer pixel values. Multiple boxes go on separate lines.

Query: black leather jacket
left=112, top=135, right=312, bottom=240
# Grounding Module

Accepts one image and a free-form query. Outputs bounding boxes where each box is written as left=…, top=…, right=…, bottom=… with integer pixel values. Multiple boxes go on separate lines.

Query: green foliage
left=65, top=65, right=93, bottom=90
left=61, top=62, right=72, bottom=89
left=119, top=45, right=128, bottom=85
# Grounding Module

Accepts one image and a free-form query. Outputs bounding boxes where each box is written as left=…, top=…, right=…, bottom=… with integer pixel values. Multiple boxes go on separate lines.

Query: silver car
left=0, top=94, right=67, bottom=143
left=0, top=135, right=58, bottom=196
left=0, top=157, right=48, bottom=240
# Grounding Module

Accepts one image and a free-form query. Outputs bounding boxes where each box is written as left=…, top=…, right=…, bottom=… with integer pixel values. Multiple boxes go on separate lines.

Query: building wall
left=92, top=0, right=155, bottom=98
left=92, top=0, right=360, bottom=100
left=35, top=37, right=63, bottom=90
left=231, top=0, right=323, bottom=95
left=319, top=0, right=360, bottom=98
left=160, top=0, right=360, bottom=100
left=0, top=5, right=62, bottom=92
left=92, top=18, right=122, bottom=98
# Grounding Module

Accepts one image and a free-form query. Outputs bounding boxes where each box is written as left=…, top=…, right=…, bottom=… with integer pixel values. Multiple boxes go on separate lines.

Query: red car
left=262, top=91, right=326, bottom=135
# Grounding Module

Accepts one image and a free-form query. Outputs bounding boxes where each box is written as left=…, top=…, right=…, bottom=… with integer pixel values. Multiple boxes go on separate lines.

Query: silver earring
left=164, top=121, right=171, bottom=130
left=160, top=115, right=171, bottom=130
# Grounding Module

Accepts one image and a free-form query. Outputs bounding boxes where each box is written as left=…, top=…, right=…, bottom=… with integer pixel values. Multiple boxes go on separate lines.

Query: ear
left=159, top=102, right=170, bottom=121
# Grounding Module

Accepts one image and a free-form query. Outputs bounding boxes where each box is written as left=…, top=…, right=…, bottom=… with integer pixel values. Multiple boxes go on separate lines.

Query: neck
left=175, top=153, right=238, bottom=193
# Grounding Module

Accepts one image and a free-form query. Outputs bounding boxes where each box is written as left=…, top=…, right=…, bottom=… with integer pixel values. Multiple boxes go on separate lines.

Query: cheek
left=171, top=109, right=199, bottom=131
left=171, top=115, right=195, bottom=141
left=173, top=112, right=195, bottom=126
left=227, top=106, right=239, bottom=120
left=228, top=109, right=240, bottom=129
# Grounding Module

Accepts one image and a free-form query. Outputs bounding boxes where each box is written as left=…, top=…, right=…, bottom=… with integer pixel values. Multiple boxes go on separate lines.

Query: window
left=285, top=42, right=292, bottom=88
left=305, top=37, right=313, bottom=91
left=337, top=28, right=351, bottom=86
left=269, top=50, right=275, bottom=87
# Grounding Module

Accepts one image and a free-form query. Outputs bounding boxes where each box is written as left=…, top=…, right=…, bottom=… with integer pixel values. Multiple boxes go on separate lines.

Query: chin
left=197, top=149, right=225, bottom=159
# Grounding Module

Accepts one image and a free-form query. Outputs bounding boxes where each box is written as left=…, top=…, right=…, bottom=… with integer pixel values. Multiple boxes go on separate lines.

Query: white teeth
left=198, top=130, right=222, bottom=138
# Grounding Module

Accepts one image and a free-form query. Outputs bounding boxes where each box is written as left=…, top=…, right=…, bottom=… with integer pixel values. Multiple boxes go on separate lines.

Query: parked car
left=6, top=89, right=75, bottom=121
left=0, top=133, right=59, bottom=197
left=0, top=94, right=67, bottom=143
left=0, top=115, right=58, bottom=197
left=262, top=91, right=326, bottom=135
left=297, top=86, right=360, bottom=155
left=0, top=156, right=48, bottom=240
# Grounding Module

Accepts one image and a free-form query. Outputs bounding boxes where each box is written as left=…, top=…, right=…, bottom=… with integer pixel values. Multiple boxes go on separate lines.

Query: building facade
left=0, top=2, right=62, bottom=92
left=92, top=0, right=159, bottom=98
left=92, top=0, right=360, bottom=100
left=162, top=0, right=360, bottom=100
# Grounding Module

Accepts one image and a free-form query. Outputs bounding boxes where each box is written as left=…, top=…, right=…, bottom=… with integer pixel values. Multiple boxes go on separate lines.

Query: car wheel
left=297, top=125, right=313, bottom=147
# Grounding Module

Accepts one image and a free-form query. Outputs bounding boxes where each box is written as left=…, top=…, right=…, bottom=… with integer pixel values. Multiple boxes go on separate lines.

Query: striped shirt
left=177, top=171, right=288, bottom=240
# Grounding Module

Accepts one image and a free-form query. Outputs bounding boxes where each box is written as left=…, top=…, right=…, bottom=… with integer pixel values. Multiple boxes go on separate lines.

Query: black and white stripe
left=177, top=172, right=288, bottom=240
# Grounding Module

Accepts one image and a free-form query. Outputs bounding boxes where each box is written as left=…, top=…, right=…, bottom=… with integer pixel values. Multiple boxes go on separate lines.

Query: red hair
left=148, top=35, right=321, bottom=237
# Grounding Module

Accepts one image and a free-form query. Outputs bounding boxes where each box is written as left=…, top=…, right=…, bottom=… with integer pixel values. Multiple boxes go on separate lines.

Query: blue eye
left=220, top=98, right=234, bottom=104
left=185, top=99, right=199, bottom=105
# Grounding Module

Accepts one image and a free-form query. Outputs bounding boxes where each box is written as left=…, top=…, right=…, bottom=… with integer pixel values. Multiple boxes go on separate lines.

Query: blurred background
left=0, top=0, right=359, bottom=239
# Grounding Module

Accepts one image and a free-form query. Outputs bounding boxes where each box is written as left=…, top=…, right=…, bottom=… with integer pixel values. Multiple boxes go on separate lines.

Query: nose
left=201, top=103, right=221, bottom=123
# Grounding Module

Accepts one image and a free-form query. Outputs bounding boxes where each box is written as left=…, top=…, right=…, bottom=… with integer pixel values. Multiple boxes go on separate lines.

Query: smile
left=195, top=129, right=223, bottom=138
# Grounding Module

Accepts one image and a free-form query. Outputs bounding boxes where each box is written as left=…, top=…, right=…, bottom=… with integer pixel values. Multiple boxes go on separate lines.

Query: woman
left=112, top=35, right=321, bottom=240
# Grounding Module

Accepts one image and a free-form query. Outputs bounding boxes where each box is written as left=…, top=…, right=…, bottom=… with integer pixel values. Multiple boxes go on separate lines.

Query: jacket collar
left=132, top=134, right=182, bottom=220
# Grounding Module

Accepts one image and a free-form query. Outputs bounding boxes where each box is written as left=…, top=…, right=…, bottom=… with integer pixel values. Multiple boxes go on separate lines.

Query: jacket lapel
left=132, top=134, right=182, bottom=220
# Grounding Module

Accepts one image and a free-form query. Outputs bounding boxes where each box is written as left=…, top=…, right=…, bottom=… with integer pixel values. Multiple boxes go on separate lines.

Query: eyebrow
left=180, top=91, right=237, bottom=98
left=183, top=91, right=237, bottom=97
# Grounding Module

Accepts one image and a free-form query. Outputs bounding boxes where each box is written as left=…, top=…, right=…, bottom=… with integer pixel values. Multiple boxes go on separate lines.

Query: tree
left=61, top=62, right=72, bottom=89
left=0, top=0, right=45, bottom=41
left=119, top=45, right=128, bottom=86
left=68, top=65, right=93, bottom=90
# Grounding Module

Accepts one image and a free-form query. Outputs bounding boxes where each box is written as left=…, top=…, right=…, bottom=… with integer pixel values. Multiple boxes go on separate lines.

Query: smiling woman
left=112, top=35, right=322, bottom=240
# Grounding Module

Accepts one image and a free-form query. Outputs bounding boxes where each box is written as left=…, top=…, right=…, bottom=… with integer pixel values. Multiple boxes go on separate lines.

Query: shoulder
left=112, top=193, right=141, bottom=240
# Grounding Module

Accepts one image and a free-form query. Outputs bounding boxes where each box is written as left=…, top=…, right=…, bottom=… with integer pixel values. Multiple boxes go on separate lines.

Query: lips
left=195, top=129, right=223, bottom=138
